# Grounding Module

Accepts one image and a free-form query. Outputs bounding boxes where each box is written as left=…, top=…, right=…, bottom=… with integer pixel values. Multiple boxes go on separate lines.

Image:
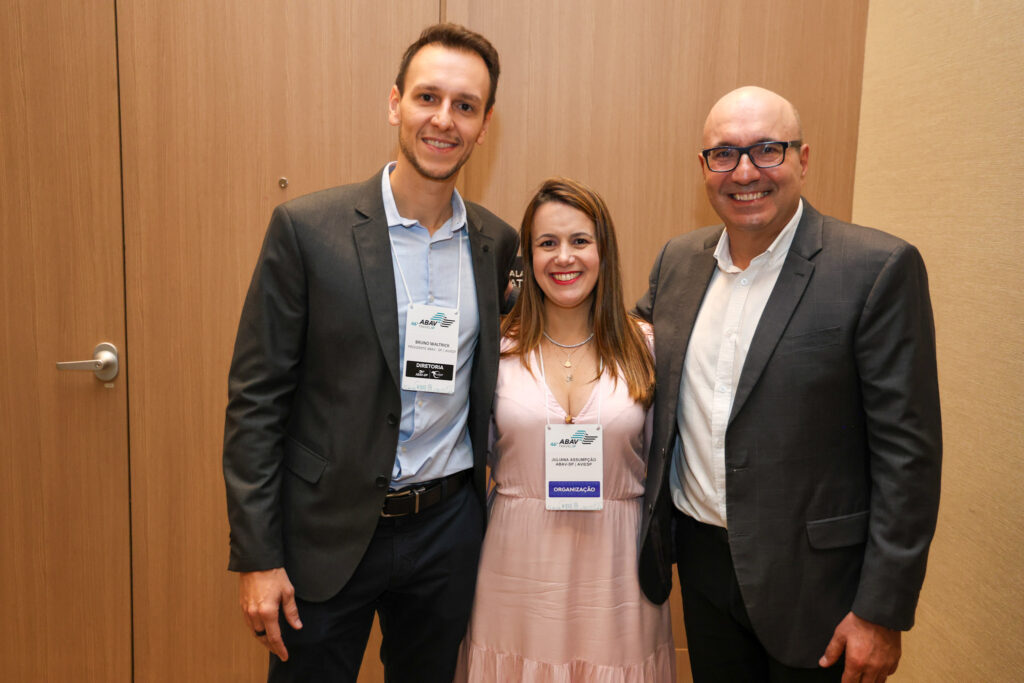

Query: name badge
left=402, top=303, right=460, bottom=394
left=545, top=423, right=603, bottom=510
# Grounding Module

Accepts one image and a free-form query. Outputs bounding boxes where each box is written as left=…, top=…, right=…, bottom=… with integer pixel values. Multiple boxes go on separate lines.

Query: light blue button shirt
left=381, top=163, right=479, bottom=487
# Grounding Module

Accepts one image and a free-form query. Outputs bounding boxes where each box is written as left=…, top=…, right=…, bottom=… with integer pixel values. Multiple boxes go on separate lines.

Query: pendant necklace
left=543, top=331, right=594, bottom=384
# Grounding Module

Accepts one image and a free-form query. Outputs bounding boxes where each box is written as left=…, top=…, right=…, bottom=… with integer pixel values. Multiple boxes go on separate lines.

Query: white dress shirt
left=670, top=200, right=804, bottom=527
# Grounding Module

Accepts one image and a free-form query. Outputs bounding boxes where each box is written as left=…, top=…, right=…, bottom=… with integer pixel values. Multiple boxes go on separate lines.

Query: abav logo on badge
left=550, top=429, right=599, bottom=447
left=412, top=312, right=455, bottom=328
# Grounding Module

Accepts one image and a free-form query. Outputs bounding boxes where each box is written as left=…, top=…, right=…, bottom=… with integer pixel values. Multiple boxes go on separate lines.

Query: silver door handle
left=57, top=342, right=119, bottom=381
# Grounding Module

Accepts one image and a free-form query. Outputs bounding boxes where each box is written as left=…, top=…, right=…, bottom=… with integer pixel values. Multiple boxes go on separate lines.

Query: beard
left=398, top=134, right=473, bottom=182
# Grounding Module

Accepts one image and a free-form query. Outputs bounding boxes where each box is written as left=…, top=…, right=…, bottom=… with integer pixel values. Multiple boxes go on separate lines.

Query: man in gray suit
left=222, top=24, right=517, bottom=682
left=636, top=86, right=941, bottom=682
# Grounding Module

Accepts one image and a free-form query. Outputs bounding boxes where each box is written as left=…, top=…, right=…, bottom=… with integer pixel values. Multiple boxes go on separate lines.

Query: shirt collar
left=380, top=161, right=467, bottom=235
left=713, top=198, right=804, bottom=273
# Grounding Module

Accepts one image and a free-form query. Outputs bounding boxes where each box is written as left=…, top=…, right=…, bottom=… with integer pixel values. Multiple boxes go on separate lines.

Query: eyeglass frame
left=701, top=140, right=803, bottom=173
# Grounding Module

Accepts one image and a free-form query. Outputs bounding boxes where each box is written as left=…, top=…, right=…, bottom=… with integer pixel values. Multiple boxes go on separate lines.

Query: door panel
left=117, top=2, right=436, bottom=679
left=0, top=0, right=131, bottom=680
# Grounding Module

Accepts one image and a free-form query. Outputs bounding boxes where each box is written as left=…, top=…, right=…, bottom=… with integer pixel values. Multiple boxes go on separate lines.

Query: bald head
left=703, top=86, right=803, bottom=147
left=698, top=86, right=809, bottom=252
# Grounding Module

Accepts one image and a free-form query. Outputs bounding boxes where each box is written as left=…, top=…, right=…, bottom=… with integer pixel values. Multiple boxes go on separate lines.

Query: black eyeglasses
left=701, top=140, right=802, bottom=172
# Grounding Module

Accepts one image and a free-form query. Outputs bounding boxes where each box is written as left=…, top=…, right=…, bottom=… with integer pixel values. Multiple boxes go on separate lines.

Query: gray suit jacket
left=635, top=201, right=941, bottom=666
left=223, top=170, right=518, bottom=601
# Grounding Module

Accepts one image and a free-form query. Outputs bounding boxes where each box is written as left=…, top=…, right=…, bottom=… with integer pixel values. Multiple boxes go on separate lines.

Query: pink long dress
left=457, top=333, right=675, bottom=682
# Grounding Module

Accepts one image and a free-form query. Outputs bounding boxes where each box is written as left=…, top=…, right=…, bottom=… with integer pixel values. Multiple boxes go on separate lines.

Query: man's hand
left=239, top=568, right=302, bottom=661
left=820, top=611, right=901, bottom=682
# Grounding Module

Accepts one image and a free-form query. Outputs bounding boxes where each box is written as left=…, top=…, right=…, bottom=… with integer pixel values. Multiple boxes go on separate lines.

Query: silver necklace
left=543, top=332, right=594, bottom=382
left=543, top=332, right=594, bottom=349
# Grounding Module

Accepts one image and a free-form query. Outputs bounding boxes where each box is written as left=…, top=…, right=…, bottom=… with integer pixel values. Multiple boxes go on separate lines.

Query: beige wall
left=852, top=1, right=1024, bottom=679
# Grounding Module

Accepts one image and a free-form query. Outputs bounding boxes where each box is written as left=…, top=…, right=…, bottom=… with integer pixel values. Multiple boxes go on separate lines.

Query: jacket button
left=386, top=414, right=398, bottom=426
left=375, top=475, right=388, bottom=489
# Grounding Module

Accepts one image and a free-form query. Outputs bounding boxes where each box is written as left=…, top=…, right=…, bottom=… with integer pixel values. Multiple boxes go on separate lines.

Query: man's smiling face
left=388, top=44, right=492, bottom=182
left=699, top=87, right=809, bottom=240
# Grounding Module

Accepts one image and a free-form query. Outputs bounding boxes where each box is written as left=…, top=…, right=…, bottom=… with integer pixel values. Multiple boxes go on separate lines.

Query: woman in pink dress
left=457, top=178, right=674, bottom=682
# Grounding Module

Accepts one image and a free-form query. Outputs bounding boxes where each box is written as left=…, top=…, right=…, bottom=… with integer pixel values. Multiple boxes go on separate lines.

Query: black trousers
left=269, top=484, right=484, bottom=683
left=674, top=511, right=842, bottom=683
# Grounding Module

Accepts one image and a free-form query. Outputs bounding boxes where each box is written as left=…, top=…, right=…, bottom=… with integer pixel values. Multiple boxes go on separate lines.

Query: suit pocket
left=776, top=326, right=841, bottom=355
left=284, top=437, right=328, bottom=484
left=806, top=510, right=868, bottom=549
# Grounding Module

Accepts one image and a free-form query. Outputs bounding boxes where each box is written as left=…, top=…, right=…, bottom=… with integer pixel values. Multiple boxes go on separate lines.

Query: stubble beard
left=398, top=134, right=472, bottom=182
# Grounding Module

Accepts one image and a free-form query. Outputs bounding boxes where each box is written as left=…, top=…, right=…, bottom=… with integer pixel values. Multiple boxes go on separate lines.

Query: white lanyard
left=389, top=229, right=465, bottom=394
left=539, top=347, right=604, bottom=510
left=537, top=349, right=603, bottom=425
left=388, top=230, right=464, bottom=311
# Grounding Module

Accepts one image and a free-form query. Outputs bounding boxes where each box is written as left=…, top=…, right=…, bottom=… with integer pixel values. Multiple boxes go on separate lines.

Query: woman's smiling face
left=530, top=201, right=600, bottom=315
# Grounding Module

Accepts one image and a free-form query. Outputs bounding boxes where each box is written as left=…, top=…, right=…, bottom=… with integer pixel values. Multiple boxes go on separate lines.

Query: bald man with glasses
left=635, top=86, right=942, bottom=682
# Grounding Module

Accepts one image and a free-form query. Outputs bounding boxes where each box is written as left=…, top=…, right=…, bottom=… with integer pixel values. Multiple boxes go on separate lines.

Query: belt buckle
left=380, top=484, right=427, bottom=518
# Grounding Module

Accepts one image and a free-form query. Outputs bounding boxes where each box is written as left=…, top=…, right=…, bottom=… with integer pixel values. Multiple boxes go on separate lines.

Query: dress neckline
left=535, top=349, right=601, bottom=422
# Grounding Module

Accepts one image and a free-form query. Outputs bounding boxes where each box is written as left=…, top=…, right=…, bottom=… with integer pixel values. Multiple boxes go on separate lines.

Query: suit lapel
left=646, top=229, right=718, bottom=504
left=657, top=230, right=720, bottom=406
left=729, top=202, right=823, bottom=424
left=465, top=204, right=497, bottom=360
left=351, top=173, right=401, bottom=388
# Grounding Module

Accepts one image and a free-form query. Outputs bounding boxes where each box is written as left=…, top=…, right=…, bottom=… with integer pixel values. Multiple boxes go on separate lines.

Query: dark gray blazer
left=223, top=170, right=518, bottom=602
left=635, top=201, right=941, bottom=667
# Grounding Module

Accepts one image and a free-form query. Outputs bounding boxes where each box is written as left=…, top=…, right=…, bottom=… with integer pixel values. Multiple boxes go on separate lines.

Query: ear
left=697, top=150, right=708, bottom=175
left=475, top=107, right=494, bottom=145
left=387, top=85, right=401, bottom=126
left=798, top=143, right=810, bottom=179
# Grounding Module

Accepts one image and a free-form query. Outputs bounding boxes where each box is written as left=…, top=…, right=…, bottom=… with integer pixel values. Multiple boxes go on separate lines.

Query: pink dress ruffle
left=457, top=334, right=674, bottom=682
left=460, top=639, right=676, bottom=683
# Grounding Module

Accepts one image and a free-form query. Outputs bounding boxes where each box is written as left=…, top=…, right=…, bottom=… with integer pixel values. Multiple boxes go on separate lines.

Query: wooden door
left=116, top=2, right=436, bottom=679
left=0, top=0, right=131, bottom=681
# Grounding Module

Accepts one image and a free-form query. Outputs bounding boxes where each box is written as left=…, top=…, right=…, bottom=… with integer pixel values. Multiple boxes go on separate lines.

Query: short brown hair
left=395, top=23, right=501, bottom=113
left=502, top=178, right=655, bottom=407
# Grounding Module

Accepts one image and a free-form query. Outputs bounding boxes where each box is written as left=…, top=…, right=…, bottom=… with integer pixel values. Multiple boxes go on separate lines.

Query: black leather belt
left=381, top=469, right=470, bottom=518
